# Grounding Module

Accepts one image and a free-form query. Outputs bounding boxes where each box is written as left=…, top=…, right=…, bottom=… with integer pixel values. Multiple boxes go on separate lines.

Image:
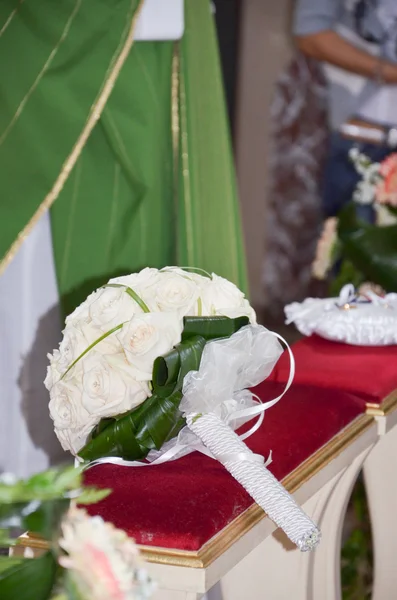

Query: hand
left=296, top=30, right=397, bottom=85
left=381, top=61, right=397, bottom=85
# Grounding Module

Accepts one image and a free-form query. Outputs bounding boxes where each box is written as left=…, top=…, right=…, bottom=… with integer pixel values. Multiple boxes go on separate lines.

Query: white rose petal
left=81, top=354, right=148, bottom=418
left=49, top=381, right=88, bottom=431
left=89, top=286, right=138, bottom=329
left=44, top=350, right=63, bottom=390
left=57, top=326, right=88, bottom=370
left=215, top=299, right=257, bottom=323
left=200, top=274, right=254, bottom=321
left=152, top=271, right=199, bottom=317
left=80, top=322, right=121, bottom=356
left=65, top=289, right=100, bottom=326
left=109, top=267, right=161, bottom=290
left=117, top=312, right=183, bottom=379
left=55, top=421, right=95, bottom=455
left=109, top=268, right=161, bottom=312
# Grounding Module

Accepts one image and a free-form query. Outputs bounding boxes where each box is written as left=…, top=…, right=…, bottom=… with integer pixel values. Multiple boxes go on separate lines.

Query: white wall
left=235, top=0, right=294, bottom=308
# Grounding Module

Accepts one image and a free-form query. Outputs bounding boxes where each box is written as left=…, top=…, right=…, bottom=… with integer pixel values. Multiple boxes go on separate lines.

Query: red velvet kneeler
left=84, top=381, right=365, bottom=552
left=270, top=335, right=397, bottom=405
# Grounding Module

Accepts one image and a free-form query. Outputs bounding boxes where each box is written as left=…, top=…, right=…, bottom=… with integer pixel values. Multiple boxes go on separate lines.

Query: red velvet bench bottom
left=84, top=381, right=366, bottom=553
left=270, top=335, right=397, bottom=407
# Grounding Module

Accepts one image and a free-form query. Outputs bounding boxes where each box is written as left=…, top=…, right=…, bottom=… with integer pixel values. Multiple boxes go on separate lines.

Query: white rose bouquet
left=46, top=267, right=321, bottom=552
left=46, top=267, right=255, bottom=462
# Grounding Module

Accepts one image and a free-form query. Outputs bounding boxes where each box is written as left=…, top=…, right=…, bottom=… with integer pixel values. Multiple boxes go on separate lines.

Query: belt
left=340, top=121, right=397, bottom=148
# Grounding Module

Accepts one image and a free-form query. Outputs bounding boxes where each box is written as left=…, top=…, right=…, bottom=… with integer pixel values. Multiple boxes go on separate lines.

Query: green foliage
left=329, top=260, right=365, bottom=296
left=0, top=467, right=110, bottom=543
left=338, top=203, right=397, bottom=291
left=0, top=552, right=57, bottom=600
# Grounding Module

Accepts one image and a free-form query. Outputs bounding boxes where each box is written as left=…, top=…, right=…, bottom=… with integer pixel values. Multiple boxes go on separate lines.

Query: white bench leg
left=364, top=423, right=397, bottom=600
left=309, top=448, right=372, bottom=600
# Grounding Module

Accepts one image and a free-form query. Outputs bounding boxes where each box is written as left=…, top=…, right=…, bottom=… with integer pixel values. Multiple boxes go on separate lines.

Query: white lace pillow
left=285, top=285, right=397, bottom=346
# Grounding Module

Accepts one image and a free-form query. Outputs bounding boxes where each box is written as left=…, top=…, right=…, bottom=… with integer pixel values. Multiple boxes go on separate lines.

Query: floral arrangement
left=59, top=508, right=153, bottom=600
left=45, top=266, right=321, bottom=552
left=312, top=150, right=397, bottom=292
left=45, top=267, right=255, bottom=461
left=0, top=466, right=154, bottom=600
left=350, top=148, right=397, bottom=208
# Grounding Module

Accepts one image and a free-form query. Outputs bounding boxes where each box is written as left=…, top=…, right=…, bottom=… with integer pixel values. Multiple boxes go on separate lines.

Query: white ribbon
left=85, top=327, right=294, bottom=470
left=336, top=283, right=395, bottom=308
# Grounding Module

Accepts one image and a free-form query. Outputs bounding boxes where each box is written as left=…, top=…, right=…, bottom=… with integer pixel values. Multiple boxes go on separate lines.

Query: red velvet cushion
left=84, top=382, right=365, bottom=551
left=270, top=335, right=397, bottom=404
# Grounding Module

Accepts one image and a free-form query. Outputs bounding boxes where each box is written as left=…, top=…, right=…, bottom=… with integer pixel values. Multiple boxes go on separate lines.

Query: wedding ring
left=339, top=303, right=357, bottom=311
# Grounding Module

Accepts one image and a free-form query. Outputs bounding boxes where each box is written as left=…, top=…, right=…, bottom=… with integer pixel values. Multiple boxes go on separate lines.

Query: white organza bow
left=88, top=325, right=294, bottom=467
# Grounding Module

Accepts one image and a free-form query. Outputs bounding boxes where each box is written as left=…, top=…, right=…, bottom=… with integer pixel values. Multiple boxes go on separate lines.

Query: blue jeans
left=322, top=132, right=391, bottom=222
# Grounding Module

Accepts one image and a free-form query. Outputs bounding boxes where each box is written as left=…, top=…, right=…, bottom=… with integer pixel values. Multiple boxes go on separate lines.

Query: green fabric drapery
left=0, top=0, right=248, bottom=316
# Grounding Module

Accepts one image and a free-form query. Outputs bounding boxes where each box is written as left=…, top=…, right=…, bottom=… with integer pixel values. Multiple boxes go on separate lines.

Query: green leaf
left=338, top=202, right=397, bottom=291
left=75, top=487, right=111, bottom=505
left=329, top=260, right=364, bottom=296
left=153, top=336, right=206, bottom=397
left=79, top=391, right=185, bottom=461
left=152, top=349, right=181, bottom=397
left=174, top=336, right=206, bottom=391
left=50, top=467, right=83, bottom=493
left=23, top=499, right=70, bottom=540
left=0, top=499, right=70, bottom=541
left=0, top=467, right=83, bottom=504
left=387, top=205, right=397, bottom=217
left=0, top=466, right=109, bottom=541
left=103, top=283, right=150, bottom=313
left=182, top=316, right=249, bottom=341
left=0, top=556, right=24, bottom=574
left=136, top=390, right=184, bottom=450
left=61, top=323, right=125, bottom=380
left=0, top=552, right=57, bottom=600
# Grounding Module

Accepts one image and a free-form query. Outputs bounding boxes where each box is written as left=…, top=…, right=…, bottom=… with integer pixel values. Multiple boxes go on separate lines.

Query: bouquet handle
left=187, top=412, right=320, bottom=551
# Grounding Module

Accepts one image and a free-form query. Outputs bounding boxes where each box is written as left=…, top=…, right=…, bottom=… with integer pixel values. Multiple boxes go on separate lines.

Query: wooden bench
left=16, top=337, right=397, bottom=600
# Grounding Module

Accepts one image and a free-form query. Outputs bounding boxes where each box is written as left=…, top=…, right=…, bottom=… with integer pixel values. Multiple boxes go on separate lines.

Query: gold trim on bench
left=366, top=389, right=397, bottom=417
left=16, top=411, right=375, bottom=569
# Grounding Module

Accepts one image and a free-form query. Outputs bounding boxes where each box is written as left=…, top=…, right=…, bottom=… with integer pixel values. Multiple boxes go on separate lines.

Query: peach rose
left=376, top=153, right=397, bottom=206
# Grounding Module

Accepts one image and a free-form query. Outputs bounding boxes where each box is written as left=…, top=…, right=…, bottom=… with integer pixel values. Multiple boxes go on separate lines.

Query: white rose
left=150, top=271, right=199, bottom=317
left=55, top=421, right=95, bottom=455
left=49, top=381, right=88, bottom=431
left=216, top=299, right=257, bottom=323
left=200, top=274, right=255, bottom=321
left=81, top=354, right=148, bottom=418
left=57, top=325, right=89, bottom=371
left=65, top=289, right=100, bottom=326
left=109, top=267, right=161, bottom=291
left=117, top=312, right=183, bottom=379
left=89, top=286, right=138, bottom=329
left=108, top=268, right=161, bottom=312
left=80, top=321, right=121, bottom=356
left=44, top=350, right=63, bottom=390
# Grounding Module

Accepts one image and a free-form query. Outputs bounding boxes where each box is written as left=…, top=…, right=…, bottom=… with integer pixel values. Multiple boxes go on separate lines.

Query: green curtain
left=51, top=40, right=176, bottom=314
left=176, top=1, right=247, bottom=290
left=0, top=0, right=248, bottom=317
left=0, top=0, right=142, bottom=273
